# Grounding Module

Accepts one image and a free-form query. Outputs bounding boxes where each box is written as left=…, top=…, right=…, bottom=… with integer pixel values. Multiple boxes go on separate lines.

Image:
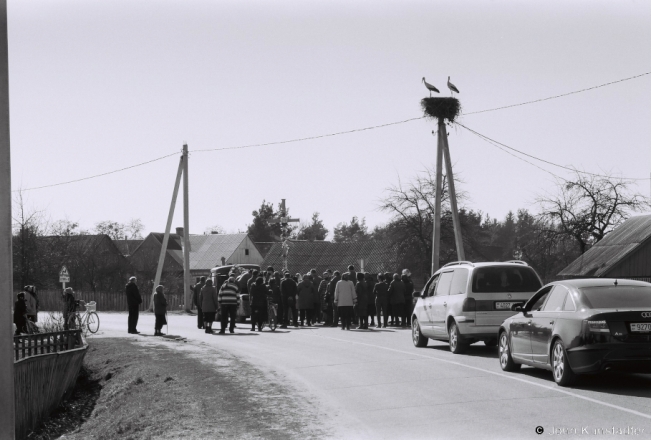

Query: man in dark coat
left=319, top=272, right=332, bottom=326
left=193, top=276, right=206, bottom=329
left=125, top=276, right=142, bottom=334
left=280, top=272, right=298, bottom=328
left=388, top=273, right=406, bottom=327
left=402, top=270, right=415, bottom=326
left=373, top=274, right=389, bottom=328
left=327, top=271, right=342, bottom=327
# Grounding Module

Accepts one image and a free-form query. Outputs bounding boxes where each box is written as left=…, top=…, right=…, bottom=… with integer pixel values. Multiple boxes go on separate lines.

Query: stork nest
left=421, top=97, right=461, bottom=122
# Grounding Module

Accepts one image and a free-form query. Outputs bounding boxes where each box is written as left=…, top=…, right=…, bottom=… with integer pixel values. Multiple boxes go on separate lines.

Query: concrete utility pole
left=440, top=120, right=465, bottom=263
left=0, top=0, right=15, bottom=437
left=182, top=144, right=191, bottom=313
left=431, top=127, right=443, bottom=275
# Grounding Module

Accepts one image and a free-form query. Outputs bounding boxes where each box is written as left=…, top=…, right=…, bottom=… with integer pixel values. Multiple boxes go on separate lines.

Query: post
left=441, top=128, right=465, bottom=261
left=0, top=0, right=15, bottom=437
left=431, top=123, right=444, bottom=275
left=182, top=144, right=191, bottom=313
left=152, top=154, right=184, bottom=308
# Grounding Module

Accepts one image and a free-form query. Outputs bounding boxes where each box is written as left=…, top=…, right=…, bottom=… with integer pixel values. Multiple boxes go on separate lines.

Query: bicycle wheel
left=87, top=312, right=100, bottom=333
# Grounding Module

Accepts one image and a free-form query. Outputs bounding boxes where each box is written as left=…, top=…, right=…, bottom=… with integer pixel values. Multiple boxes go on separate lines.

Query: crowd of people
left=190, top=264, right=416, bottom=333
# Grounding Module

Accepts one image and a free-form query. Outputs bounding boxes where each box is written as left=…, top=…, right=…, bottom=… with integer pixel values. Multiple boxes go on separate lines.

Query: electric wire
left=455, top=122, right=650, bottom=181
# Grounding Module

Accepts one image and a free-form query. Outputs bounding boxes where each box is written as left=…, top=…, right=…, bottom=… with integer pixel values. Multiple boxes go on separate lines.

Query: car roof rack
left=504, top=260, right=528, bottom=266
left=442, top=261, right=475, bottom=268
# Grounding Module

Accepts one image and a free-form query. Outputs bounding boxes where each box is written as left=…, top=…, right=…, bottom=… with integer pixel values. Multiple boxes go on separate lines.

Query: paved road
left=91, top=312, right=651, bottom=440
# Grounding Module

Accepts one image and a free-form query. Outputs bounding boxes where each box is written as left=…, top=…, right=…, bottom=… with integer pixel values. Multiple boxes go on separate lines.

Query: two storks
left=422, top=76, right=460, bottom=97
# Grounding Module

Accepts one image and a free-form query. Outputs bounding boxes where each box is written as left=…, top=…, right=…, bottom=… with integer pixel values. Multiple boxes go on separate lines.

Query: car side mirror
left=511, top=304, right=523, bottom=312
left=412, top=291, right=422, bottom=298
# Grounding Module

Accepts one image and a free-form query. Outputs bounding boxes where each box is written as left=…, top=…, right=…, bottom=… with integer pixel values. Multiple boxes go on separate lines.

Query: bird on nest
left=447, top=76, right=460, bottom=96
left=422, top=77, right=440, bottom=97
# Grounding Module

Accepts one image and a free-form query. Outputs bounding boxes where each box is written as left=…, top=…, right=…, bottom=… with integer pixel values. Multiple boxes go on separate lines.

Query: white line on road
left=304, top=331, right=651, bottom=421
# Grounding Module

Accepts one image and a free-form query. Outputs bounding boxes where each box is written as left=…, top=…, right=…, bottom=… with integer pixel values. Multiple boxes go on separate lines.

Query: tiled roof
left=166, top=233, right=248, bottom=270
left=114, top=239, right=144, bottom=256
left=261, top=240, right=398, bottom=275
left=558, top=214, right=651, bottom=277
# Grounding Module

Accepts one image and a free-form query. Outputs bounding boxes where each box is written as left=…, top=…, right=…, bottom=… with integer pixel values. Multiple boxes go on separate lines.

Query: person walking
left=355, top=272, right=368, bottom=329
left=334, top=273, right=357, bottom=330
left=280, top=272, right=298, bottom=328
left=200, top=279, right=219, bottom=333
left=365, top=273, right=377, bottom=327
left=328, top=271, right=341, bottom=327
left=297, top=274, right=315, bottom=326
left=388, top=273, right=406, bottom=327
left=24, top=285, right=38, bottom=323
left=193, top=276, right=206, bottom=329
left=319, top=272, right=332, bottom=326
left=125, top=276, right=142, bottom=334
left=402, top=269, right=415, bottom=326
left=373, top=274, right=389, bottom=328
left=153, top=285, right=168, bottom=336
left=13, top=292, right=27, bottom=335
left=249, top=277, right=269, bottom=331
left=218, top=276, right=240, bottom=334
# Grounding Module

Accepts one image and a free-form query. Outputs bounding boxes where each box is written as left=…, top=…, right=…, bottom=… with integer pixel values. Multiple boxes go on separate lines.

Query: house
left=129, top=229, right=264, bottom=280
left=558, top=214, right=651, bottom=282
left=114, top=239, right=144, bottom=257
left=261, top=240, right=398, bottom=277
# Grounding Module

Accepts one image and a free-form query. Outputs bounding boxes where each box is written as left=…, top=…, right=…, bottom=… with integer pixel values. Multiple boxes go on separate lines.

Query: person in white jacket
left=334, top=273, right=357, bottom=330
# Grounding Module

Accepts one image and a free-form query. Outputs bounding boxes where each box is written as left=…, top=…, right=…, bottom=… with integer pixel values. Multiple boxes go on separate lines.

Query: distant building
left=129, top=230, right=264, bottom=280
left=558, top=215, right=651, bottom=282
left=113, top=239, right=144, bottom=257
left=261, top=240, right=398, bottom=277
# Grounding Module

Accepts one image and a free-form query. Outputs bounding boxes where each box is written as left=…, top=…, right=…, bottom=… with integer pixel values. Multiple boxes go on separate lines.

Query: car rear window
left=471, top=266, right=541, bottom=293
left=580, top=286, right=651, bottom=309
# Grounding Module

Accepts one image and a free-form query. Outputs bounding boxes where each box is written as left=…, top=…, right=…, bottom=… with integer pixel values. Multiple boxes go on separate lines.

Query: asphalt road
left=90, top=312, right=651, bottom=440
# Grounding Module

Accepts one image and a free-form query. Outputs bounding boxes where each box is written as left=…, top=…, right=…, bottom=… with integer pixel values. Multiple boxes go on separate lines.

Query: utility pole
left=182, top=144, right=191, bottom=313
left=0, top=0, right=15, bottom=437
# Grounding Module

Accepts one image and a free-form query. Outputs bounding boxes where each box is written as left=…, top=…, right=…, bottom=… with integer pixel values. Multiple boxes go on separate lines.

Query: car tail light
left=462, top=297, right=476, bottom=312
left=587, top=320, right=610, bottom=333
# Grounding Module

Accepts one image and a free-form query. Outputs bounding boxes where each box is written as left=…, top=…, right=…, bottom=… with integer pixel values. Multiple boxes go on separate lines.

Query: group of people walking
left=189, top=265, right=416, bottom=332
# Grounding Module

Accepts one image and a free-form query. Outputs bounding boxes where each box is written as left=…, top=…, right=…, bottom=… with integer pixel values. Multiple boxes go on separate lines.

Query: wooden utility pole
left=0, top=0, right=15, bottom=437
left=182, top=144, right=191, bottom=313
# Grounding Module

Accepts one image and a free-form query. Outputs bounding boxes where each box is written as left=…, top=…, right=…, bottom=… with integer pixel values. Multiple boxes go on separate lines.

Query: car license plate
left=630, top=323, right=651, bottom=333
left=495, top=302, right=517, bottom=310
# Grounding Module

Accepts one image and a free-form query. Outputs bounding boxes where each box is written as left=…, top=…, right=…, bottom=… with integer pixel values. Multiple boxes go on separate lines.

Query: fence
left=14, top=330, right=81, bottom=361
left=14, top=330, right=87, bottom=439
left=33, top=290, right=187, bottom=312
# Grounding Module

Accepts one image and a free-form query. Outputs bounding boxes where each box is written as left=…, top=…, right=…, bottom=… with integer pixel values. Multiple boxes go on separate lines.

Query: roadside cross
left=269, top=199, right=299, bottom=271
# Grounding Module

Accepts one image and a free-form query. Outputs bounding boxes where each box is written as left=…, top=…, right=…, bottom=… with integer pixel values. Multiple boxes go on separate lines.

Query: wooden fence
left=14, top=330, right=81, bottom=361
left=33, top=290, right=188, bottom=312
left=14, top=331, right=87, bottom=439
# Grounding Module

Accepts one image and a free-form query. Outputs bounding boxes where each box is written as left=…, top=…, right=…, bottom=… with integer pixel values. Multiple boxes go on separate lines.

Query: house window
left=245, top=249, right=249, bottom=256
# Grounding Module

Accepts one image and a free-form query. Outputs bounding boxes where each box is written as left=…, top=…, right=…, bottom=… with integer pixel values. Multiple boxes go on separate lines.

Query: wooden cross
left=269, top=199, right=299, bottom=271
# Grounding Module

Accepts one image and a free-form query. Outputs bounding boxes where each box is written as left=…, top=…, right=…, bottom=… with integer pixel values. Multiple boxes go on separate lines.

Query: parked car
left=411, top=261, right=543, bottom=353
left=210, top=264, right=260, bottom=323
left=498, top=278, right=651, bottom=386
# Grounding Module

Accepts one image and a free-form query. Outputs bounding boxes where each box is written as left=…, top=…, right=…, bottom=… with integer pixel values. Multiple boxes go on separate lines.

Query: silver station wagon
left=411, top=261, right=543, bottom=353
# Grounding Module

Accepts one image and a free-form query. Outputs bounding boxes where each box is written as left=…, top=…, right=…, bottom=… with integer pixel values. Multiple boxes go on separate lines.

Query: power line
left=455, top=122, right=650, bottom=181
left=464, top=71, right=651, bottom=115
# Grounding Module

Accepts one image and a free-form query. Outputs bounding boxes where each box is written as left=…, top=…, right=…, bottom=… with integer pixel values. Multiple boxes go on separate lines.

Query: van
left=411, top=261, right=542, bottom=353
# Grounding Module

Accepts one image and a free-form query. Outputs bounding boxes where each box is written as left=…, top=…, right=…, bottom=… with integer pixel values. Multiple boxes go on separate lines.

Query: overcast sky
left=8, top=0, right=651, bottom=238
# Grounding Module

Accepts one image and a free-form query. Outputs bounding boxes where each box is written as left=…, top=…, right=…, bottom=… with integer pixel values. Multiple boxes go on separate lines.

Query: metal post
left=441, top=127, right=465, bottom=261
left=182, top=144, right=191, bottom=313
left=431, top=122, right=444, bottom=275
left=0, top=0, right=15, bottom=437
left=152, top=154, right=184, bottom=309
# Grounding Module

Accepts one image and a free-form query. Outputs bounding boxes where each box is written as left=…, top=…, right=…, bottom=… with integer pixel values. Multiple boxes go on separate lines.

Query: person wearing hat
left=193, top=276, right=206, bottom=329
left=280, top=272, right=298, bottom=328
left=388, top=273, right=406, bottom=327
left=401, top=269, right=415, bottom=326
left=13, top=292, right=27, bottom=335
left=23, top=285, right=39, bottom=323
left=125, top=276, right=142, bottom=334
left=153, top=285, right=168, bottom=336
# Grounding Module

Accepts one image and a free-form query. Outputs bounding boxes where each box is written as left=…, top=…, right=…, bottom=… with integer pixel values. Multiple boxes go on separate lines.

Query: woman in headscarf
left=153, top=285, right=168, bottom=336
left=201, top=279, right=219, bottom=334
left=249, top=276, right=269, bottom=331
left=297, top=273, right=315, bottom=326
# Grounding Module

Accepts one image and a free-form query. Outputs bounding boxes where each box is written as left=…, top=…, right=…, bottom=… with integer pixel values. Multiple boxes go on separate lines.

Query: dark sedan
left=498, top=278, right=651, bottom=386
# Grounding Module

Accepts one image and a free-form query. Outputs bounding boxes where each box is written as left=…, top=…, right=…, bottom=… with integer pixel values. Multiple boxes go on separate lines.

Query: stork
left=447, top=76, right=460, bottom=95
left=422, top=77, right=440, bottom=97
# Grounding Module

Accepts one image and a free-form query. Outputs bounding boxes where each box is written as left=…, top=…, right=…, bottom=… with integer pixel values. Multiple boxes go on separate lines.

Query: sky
left=7, top=0, right=651, bottom=238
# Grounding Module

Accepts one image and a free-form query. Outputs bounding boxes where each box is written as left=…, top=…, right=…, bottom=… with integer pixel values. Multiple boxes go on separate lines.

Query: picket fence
left=34, top=290, right=189, bottom=312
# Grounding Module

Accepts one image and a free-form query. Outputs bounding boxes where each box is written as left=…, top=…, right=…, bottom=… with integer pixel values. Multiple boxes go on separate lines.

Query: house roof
left=114, top=239, right=144, bottom=257
left=261, top=240, right=398, bottom=275
left=558, top=215, right=651, bottom=277
left=150, top=233, right=250, bottom=271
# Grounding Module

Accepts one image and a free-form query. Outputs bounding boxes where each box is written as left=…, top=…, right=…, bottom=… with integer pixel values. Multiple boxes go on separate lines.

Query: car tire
left=412, top=317, right=428, bottom=347
left=448, top=321, right=468, bottom=354
left=484, top=338, right=497, bottom=347
left=498, top=331, right=521, bottom=372
left=552, top=339, right=577, bottom=387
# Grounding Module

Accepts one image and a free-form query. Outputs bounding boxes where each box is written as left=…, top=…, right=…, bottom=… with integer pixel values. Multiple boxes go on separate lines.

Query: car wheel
left=484, top=338, right=497, bottom=347
left=552, top=339, right=577, bottom=386
left=448, top=321, right=468, bottom=354
left=498, top=331, right=521, bottom=372
left=412, top=317, right=428, bottom=347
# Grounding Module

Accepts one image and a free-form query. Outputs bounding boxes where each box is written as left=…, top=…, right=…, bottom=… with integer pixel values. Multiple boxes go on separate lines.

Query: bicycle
left=261, top=298, right=278, bottom=331
left=67, top=300, right=100, bottom=334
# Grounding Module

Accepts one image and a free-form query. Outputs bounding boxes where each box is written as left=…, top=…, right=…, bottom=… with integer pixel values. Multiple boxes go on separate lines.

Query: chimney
left=176, top=227, right=184, bottom=237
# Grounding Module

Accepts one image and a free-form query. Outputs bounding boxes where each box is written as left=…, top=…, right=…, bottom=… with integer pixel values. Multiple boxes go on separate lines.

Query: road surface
left=89, top=312, right=651, bottom=439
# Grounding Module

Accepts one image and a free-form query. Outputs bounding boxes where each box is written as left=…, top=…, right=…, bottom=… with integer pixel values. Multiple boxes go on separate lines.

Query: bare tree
left=538, top=172, right=649, bottom=254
